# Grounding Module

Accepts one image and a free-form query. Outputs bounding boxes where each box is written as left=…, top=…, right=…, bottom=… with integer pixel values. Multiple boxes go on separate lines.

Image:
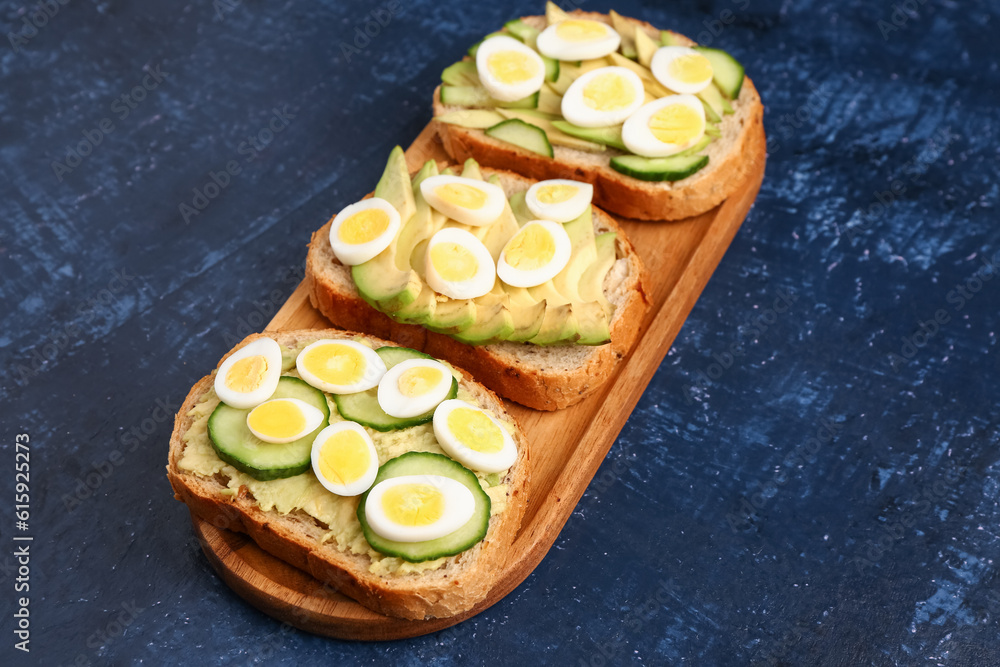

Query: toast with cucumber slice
left=167, top=329, right=529, bottom=620
left=304, top=147, right=649, bottom=411
left=432, top=4, right=765, bottom=221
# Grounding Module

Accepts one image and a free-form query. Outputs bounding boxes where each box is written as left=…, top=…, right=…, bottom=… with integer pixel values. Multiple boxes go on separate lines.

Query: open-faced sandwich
left=167, top=330, right=529, bottom=620
left=432, top=2, right=764, bottom=221
left=304, top=147, right=649, bottom=411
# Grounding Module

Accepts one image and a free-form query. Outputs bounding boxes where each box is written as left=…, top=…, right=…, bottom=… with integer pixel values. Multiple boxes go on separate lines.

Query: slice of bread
left=305, top=165, right=649, bottom=411
left=433, top=10, right=765, bottom=221
left=167, top=330, right=530, bottom=621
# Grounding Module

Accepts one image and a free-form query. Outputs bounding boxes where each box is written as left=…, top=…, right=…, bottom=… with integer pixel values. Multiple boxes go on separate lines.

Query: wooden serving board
left=191, top=120, right=767, bottom=640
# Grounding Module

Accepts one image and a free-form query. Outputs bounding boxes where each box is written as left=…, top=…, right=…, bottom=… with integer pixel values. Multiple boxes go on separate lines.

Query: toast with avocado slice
left=432, top=4, right=765, bottom=221
left=167, top=329, right=529, bottom=621
left=305, top=148, right=649, bottom=411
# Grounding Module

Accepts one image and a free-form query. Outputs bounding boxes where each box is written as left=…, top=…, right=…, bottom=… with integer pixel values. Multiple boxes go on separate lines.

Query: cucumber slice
left=485, top=119, right=553, bottom=158
left=544, top=56, right=560, bottom=83
left=333, top=347, right=458, bottom=432
left=208, top=376, right=330, bottom=481
left=502, top=20, right=559, bottom=82
left=357, top=452, right=491, bottom=562
left=610, top=153, right=709, bottom=182
left=440, top=85, right=539, bottom=110
left=693, top=46, right=745, bottom=99
left=551, top=120, right=627, bottom=151
left=441, top=61, right=479, bottom=87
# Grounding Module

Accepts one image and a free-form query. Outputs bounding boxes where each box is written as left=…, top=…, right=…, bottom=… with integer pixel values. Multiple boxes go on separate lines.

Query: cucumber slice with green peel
left=485, top=119, right=553, bottom=158
left=551, top=120, right=628, bottom=151
left=333, top=347, right=457, bottom=432
left=357, top=452, right=492, bottom=562
left=610, top=153, right=709, bottom=182
left=440, top=85, right=539, bottom=110
left=207, top=376, right=330, bottom=481
left=543, top=56, right=560, bottom=83
left=441, top=61, right=479, bottom=87
left=501, top=19, right=559, bottom=82
left=693, top=46, right=745, bottom=99
left=674, top=135, right=713, bottom=158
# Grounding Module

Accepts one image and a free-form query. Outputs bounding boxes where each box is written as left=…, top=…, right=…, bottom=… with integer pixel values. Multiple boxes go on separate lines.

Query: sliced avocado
left=423, top=295, right=477, bottom=334
left=574, top=300, right=611, bottom=345
left=551, top=120, right=627, bottom=151
left=391, top=284, right=437, bottom=324
left=528, top=302, right=579, bottom=345
left=697, top=84, right=726, bottom=121
left=442, top=61, right=479, bottom=87
left=579, top=231, right=617, bottom=313
left=634, top=26, right=659, bottom=68
left=436, top=109, right=507, bottom=129
left=451, top=292, right=515, bottom=344
left=440, top=85, right=539, bottom=110
left=552, top=206, right=597, bottom=303
left=609, top=11, right=637, bottom=60
left=503, top=289, right=548, bottom=342
left=537, top=86, right=563, bottom=115
left=660, top=30, right=680, bottom=46
left=352, top=147, right=421, bottom=308
left=508, top=191, right=533, bottom=225
left=460, top=157, right=483, bottom=181
left=606, top=52, right=671, bottom=98
left=545, top=1, right=568, bottom=25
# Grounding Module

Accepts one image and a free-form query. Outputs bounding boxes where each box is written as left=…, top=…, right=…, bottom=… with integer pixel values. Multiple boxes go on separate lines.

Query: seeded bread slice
left=305, top=166, right=650, bottom=411
left=433, top=10, right=765, bottom=221
left=167, top=330, right=530, bottom=621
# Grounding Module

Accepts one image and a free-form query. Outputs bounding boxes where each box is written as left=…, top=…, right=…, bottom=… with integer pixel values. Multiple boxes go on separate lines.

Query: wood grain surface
left=191, top=119, right=767, bottom=640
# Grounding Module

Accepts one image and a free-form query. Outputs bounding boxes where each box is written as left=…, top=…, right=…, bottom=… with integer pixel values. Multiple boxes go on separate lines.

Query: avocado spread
left=179, top=340, right=512, bottom=576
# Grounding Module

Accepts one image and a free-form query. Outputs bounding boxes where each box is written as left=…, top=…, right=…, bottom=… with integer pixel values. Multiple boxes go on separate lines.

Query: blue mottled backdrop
left=1, top=0, right=998, bottom=664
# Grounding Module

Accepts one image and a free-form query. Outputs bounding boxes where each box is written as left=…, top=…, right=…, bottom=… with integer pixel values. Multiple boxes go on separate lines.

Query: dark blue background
left=2, top=0, right=998, bottom=664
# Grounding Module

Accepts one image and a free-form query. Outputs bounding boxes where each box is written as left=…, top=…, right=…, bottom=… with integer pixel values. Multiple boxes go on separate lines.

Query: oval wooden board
left=192, top=120, right=767, bottom=640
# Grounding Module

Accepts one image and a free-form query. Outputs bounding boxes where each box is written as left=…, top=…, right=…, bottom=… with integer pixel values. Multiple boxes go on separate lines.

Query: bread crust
left=432, top=11, right=765, bottom=221
left=167, top=330, right=530, bottom=620
left=304, top=166, right=650, bottom=411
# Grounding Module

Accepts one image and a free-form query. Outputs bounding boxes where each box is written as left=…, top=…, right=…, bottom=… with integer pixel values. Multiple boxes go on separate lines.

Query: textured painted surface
left=1, top=0, right=998, bottom=664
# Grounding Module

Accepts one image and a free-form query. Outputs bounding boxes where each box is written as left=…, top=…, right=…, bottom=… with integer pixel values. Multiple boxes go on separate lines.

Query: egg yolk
left=667, top=53, right=713, bottom=85
left=248, top=400, right=306, bottom=441
left=535, top=184, right=578, bottom=204
left=555, top=19, right=607, bottom=42
left=318, top=430, right=371, bottom=486
left=648, top=104, right=702, bottom=145
left=447, top=408, right=504, bottom=453
left=431, top=242, right=479, bottom=282
left=382, top=483, right=445, bottom=527
left=398, top=366, right=445, bottom=398
left=487, top=50, right=539, bottom=84
left=301, top=343, right=367, bottom=385
left=435, top=183, right=487, bottom=210
left=505, top=225, right=556, bottom=271
left=224, top=355, right=268, bottom=393
left=338, top=208, right=390, bottom=245
left=582, top=72, right=636, bottom=111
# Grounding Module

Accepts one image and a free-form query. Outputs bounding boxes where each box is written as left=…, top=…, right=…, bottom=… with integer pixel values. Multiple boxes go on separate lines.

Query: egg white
left=364, top=474, right=476, bottom=543
left=497, top=220, right=572, bottom=288
left=424, top=227, right=497, bottom=300
left=475, top=35, right=546, bottom=102
left=246, top=398, right=326, bottom=444
left=377, top=358, right=454, bottom=419
left=622, top=94, right=706, bottom=158
left=419, top=175, right=506, bottom=227
left=328, top=197, right=401, bottom=266
left=650, top=46, right=714, bottom=95
left=525, top=179, right=594, bottom=223
left=214, top=337, right=283, bottom=409
left=561, top=66, right=645, bottom=128
left=433, top=399, right=518, bottom=474
left=295, top=339, right=387, bottom=394
left=536, top=19, right=621, bottom=61
left=310, top=421, right=379, bottom=497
